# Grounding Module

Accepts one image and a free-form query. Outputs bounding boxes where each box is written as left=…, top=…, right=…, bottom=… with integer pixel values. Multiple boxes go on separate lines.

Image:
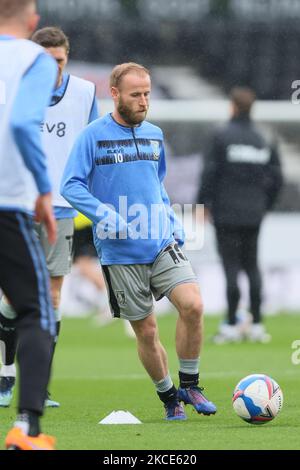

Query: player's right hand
left=35, top=192, right=57, bottom=244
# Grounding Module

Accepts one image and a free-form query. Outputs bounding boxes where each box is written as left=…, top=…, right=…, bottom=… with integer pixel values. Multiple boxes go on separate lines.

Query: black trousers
left=0, top=211, right=55, bottom=415
left=215, top=225, right=262, bottom=325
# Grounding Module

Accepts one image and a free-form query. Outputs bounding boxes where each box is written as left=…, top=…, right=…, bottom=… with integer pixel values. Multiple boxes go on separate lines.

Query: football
left=232, top=374, right=283, bottom=424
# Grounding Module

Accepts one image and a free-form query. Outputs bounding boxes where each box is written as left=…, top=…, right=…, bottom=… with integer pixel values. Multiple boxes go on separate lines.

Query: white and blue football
left=232, top=374, right=283, bottom=424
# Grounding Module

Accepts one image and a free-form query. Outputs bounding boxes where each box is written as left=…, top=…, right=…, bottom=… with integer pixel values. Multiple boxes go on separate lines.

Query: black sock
left=46, top=322, right=60, bottom=398
left=17, top=410, right=41, bottom=437
left=157, top=385, right=178, bottom=404
left=51, top=321, right=61, bottom=362
left=0, top=312, right=17, bottom=366
left=179, top=371, right=199, bottom=388
left=55, top=321, right=61, bottom=340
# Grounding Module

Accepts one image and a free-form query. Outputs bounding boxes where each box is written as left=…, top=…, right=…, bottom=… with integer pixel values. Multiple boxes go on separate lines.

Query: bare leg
left=169, top=283, right=216, bottom=415
left=130, top=313, right=168, bottom=381
left=169, top=283, right=203, bottom=360
left=50, top=276, right=64, bottom=312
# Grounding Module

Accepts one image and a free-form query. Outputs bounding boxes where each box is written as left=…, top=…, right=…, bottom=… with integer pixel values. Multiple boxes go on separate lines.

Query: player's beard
left=117, top=99, right=148, bottom=126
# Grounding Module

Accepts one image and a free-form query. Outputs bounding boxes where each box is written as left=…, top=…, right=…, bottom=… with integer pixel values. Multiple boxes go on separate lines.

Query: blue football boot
left=164, top=399, right=186, bottom=421
left=178, top=386, right=217, bottom=415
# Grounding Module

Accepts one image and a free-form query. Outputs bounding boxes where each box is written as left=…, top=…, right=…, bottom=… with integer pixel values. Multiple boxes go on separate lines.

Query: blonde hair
left=110, top=62, right=150, bottom=89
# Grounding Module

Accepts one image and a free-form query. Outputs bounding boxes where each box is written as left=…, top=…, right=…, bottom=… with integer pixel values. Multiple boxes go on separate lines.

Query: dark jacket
left=197, top=115, right=283, bottom=227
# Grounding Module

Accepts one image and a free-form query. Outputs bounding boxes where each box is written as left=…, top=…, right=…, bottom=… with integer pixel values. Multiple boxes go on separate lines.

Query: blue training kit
left=61, top=113, right=184, bottom=265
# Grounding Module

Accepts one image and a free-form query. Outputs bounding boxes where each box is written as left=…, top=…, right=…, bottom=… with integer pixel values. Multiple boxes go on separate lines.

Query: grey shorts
left=34, top=218, right=74, bottom=277
left=101, top=242, right=198, bottom=321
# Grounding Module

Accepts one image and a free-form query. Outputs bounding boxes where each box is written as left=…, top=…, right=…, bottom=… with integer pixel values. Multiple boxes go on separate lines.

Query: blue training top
left=61, top=113, right=184, bottom=265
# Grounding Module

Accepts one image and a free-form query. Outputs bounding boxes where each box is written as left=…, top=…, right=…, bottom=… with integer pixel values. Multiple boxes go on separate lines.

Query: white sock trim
left=179, top=358, right=200, bottom=375
left=0, top=364, right=16, bottom=378
left=153, top=374, right=173, bottom=393
left=0, top=297, right=17, bottom=320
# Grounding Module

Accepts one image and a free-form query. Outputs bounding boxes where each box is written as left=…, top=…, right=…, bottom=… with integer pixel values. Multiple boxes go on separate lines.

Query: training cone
left=99, top=410, right=142, bottom=424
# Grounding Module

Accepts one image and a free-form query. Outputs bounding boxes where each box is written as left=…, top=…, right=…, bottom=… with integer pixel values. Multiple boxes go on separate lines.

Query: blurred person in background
left=0, top=26, right=98, bottom=409
left=61, top=62, right=217, bottom=421
left=67, top=213, right=112, bottom=322
left=197, top=86, right=283, bottom=344
left=0, top=0, right=57, bottom=450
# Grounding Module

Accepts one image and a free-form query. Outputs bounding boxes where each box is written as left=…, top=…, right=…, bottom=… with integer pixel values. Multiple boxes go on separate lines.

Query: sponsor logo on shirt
left=227, top=144, right=270, bottom=164
left=40, top=121, right=66, bottom=138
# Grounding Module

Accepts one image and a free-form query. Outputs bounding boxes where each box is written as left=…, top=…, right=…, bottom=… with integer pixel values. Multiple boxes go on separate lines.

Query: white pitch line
left=54, top=369, right=299, bottom=381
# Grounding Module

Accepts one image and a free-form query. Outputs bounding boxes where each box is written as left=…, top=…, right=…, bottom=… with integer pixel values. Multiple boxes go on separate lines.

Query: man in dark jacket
left=197, top=87, right=283, bottom=343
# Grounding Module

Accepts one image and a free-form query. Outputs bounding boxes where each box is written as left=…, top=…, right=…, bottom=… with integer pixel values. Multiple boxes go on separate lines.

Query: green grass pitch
left=0, top=313, right=299, bottom=450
